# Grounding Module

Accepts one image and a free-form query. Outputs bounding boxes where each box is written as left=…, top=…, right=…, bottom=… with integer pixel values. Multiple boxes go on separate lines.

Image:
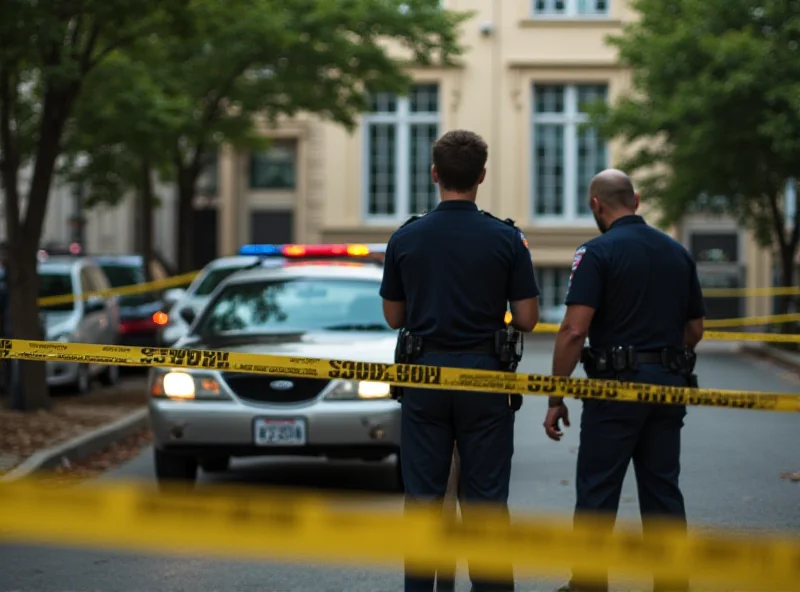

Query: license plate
left=254, top=418, right=307, bottom=446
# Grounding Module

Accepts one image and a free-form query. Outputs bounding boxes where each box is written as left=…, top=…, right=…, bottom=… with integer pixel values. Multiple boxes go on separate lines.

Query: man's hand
left=544, top=400, right=570, bottom=441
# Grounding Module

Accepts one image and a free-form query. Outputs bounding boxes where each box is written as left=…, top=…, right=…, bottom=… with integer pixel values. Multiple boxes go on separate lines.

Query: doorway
left=250, top=210, right=294, bottom=245
left=193, top=208, right=218, bottom=269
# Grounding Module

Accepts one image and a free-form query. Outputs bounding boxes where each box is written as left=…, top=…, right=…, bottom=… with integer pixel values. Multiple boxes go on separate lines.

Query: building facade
left=212, top=0, right=778, bottom=320
left=10, top=0, right=795, bottom=320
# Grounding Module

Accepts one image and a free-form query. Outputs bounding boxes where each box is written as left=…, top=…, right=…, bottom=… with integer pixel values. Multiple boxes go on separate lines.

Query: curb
left=1, top=408, right=149, bottom=482
left=740, top=343, right=800, bottom=373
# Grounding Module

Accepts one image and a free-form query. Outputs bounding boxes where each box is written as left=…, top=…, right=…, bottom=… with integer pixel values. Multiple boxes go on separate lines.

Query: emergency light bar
left=238, top=243, right=387, bottom=257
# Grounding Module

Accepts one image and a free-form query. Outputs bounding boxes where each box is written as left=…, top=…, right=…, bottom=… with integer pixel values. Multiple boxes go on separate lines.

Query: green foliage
left=588, top=0, right=800, bottom=261
left=65, top=0, right=468, bottom=271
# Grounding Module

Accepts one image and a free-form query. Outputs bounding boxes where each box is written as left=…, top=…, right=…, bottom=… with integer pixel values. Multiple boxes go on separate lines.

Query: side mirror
left=179, top=307, right=196, bottom=325
left=84, top=296, right=106, bottom=314
left=162, top=288, right=186, bottom=306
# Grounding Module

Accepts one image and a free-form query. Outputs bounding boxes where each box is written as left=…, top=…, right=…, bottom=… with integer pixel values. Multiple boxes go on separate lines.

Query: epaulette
left=479, top=209, right=517, bottom=229
left=400, top=212, right=426, bottom=228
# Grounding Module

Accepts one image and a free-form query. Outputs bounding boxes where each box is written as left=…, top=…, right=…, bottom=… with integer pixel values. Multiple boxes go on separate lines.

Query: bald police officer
left=381, top=129, right=540, bottom=592
left=545, top=169, right=705, bottom=592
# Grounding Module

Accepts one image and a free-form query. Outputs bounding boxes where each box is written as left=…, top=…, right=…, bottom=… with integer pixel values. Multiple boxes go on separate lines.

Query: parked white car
left=33, top=255, right=122, bottom=392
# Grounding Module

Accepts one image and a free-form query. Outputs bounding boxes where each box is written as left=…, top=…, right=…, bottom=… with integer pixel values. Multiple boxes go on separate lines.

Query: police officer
left=544, top=169, right=705, bottom=592
left=380, top=129, right=540, bottom=592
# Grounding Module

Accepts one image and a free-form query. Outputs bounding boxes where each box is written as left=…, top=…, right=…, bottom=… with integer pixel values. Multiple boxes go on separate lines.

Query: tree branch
left=0, top=64, right=21, bottom=244
left=80, top=23, right=101, bottom=72
left=767, top=191, right=788, bottom=250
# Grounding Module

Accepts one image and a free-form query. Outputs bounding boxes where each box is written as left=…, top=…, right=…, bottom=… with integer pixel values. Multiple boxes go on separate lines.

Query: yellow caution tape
left=1, top=339, right=798, bottom=412
left=703, top=285, right=800, bottom=297
left=36, top=271, right=199, bottom=307
left=704, top=313, right=800, bottom=328
left=0, top=479, right=798, bottom=590
left=512, top=315, right=800, bottom=332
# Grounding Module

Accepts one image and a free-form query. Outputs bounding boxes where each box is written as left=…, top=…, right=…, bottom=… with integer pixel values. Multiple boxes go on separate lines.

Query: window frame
left=249, top=141, right=298, bottom=191
left=537, top=267, right=572, bottom=313
left=531, top=0, right=610, bottom=18
left=362, top=84, right=441, bottom=224
left=531, top=83, right=610, bottom=224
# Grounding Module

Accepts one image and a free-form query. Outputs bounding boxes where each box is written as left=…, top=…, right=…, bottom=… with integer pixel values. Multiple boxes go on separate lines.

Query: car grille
left=220, top=373, right=330, bottom=404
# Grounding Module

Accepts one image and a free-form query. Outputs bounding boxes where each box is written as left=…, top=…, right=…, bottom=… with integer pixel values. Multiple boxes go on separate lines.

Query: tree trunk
left=139, top=156, right=155, bottom=284
left=175, top=169, right=196, bottom=274
left=6, top=243, right=50, bottom=411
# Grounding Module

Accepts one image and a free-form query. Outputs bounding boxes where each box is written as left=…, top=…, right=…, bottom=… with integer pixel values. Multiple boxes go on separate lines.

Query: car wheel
left=154, top=449, right=198, bottom=487
left=199, top=456, right=230, bottom=473
left=394, top=452, right=404, bottom=493
left=75, top=365, right=91, bottom=394
left=99, top=364, right=120, bottom=386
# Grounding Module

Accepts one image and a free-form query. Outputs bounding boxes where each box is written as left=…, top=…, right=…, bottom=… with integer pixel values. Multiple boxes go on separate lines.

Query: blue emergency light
left=238, top=244, right=283, bottom=256
left=237, top=243, right=386, bottom=257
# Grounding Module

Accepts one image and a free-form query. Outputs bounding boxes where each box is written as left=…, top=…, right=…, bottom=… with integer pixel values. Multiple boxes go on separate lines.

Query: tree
left=0, top=0, right=186, bottom=410
left=63, top=49, right=187, bottom=283
left=589, top=0, right=800, bottom=317
left=133, top=0, right=469, bottom=272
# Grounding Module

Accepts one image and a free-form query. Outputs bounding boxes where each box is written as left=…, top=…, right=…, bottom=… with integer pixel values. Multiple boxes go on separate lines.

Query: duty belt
left=420, top=338, right=496, bottom=356
left=581, top=346, right=697, bottom=374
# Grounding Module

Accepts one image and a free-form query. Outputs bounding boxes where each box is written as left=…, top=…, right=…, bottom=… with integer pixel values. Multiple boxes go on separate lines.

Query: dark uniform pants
left=401, top=352, right=515, bottom=592
left=571, top=364, right=688, bottom=592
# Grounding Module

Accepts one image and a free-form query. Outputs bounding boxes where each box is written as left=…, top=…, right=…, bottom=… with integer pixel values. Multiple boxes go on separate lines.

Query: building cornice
left=518, top=18, right=623, bottom=29
left=507, top=60, right=620, bottom=70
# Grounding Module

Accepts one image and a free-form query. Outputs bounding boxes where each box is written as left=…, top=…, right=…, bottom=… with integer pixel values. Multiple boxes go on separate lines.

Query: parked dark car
left=93, top=254, right=171, bottom=347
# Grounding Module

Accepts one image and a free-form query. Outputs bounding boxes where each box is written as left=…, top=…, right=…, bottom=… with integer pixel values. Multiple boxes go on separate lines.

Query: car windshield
left=194, top=266, right=250, bottom=297
left=98, top=263, right=156, bottom=306
left=39, top=272, right=75, bottom=313
left=198, top=278, right=390, bottom=336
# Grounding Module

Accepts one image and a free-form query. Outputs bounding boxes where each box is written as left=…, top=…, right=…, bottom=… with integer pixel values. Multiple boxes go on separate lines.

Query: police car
left=156, top=255, right=263, bottom=347
left=147, top=243, right=401, bottom=488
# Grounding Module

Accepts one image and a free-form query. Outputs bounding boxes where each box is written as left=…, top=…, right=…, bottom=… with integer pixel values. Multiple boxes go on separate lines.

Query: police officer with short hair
left=381, top=129, right=540, bottom=592
left=545, top=169, right=705, bottom=592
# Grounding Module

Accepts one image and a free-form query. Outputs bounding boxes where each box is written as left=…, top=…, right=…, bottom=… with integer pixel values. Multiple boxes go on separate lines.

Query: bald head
left=589, top=168, right=636, bottom=210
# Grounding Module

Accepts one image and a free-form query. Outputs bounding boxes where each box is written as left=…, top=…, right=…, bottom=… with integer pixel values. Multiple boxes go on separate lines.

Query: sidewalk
left=740, top=342, right=800, bottom=374
left=0, top=377, right=149, bottom=481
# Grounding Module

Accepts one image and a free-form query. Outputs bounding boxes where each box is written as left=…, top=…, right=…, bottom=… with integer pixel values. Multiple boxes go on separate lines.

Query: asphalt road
left=1, top=337, right=798, bottom=592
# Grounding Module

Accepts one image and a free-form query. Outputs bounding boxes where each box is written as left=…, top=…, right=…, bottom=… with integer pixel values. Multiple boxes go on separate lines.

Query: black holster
left=390, top=328, right=423, bottom=402
left=495, top=327, right=524, bottom=411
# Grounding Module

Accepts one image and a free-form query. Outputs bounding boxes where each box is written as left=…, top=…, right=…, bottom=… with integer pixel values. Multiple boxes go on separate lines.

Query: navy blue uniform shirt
left=565, top=215, right=706, bottom=350
left=380, top=200, right=540, bottom=348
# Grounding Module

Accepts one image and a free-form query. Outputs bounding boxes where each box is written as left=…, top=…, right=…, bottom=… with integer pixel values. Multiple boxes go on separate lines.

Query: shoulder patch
left=568, top=245, right=587, bottom=290
left=518, top=228, right=528, bottom=248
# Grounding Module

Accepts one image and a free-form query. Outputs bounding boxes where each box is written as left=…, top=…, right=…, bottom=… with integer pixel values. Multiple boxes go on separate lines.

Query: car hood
left=176, top=330, right=398, bottom=364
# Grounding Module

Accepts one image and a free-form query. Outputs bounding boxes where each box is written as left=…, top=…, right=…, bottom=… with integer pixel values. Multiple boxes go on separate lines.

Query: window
left=250, top=141, right=297, bottom=190
left=363, top=84, right=440, bottom=220
left=38, top=272, right=75, bottom=313
left=785, top=178, right=797, bottom=227
left=198, top=278, right=390, bottom=336
left=198, top=152, right=218, bottom=196
left=193, top=266, right=252, bottom=297
left=100, top=263, right=155, bottom=306
left=532, top=84, right=608, bottom=220
left=533, top=0, right=609, bottom=17
left=537, top=267, right=571, bottom=320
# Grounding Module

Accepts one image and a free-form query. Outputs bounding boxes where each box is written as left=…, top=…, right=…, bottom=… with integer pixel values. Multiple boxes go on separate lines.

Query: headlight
left=150, top=371, right=227, bottom=401
left=325, top=380, right=391, bottom=401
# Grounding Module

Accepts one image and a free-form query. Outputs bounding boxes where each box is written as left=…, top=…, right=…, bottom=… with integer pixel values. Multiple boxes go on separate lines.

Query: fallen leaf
left=780, top=472, right=800, bottom=482
left=560, top=479, right=569, bottom=486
